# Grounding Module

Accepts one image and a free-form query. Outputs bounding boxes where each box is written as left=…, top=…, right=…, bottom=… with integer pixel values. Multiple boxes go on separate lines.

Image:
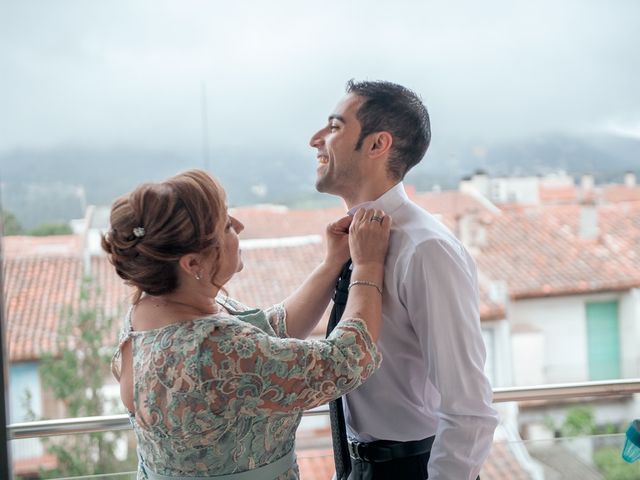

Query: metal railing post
left=0, top=207, right=14, bottom=478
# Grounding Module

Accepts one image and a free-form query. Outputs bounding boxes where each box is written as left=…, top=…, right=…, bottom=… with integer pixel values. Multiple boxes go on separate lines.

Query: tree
left=28, top=222, right=72, bottom=236
left=561, top=405, right=596, bottom=437
left=557, top=407, right=635, bottom=480
left=594, top=447, right=640, bottom=480
left=29, top=277, right=136, bottom=477
left=1, top=209, right=24, bottom=235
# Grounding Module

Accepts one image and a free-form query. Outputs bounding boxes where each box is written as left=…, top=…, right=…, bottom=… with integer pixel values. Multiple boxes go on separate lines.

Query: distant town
left=4, top=169, right=640, bottom=478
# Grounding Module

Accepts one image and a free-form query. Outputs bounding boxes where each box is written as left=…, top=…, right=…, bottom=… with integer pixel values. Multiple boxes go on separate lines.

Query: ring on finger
left=370, top=215, right=383, bottom=223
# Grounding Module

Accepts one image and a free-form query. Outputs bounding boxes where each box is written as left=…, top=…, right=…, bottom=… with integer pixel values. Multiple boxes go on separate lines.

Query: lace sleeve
left=111, top=307, right=133, bottom=382
left=263, top=303, right=288, bottom=338
left=199, top=316, right=381, bottom=415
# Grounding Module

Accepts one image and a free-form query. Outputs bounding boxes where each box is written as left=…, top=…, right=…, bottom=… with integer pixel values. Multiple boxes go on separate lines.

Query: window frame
left=0, top=230, right=14, bottom=478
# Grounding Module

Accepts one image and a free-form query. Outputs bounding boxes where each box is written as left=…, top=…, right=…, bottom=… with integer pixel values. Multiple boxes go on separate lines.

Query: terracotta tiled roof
left=232, top=205, right=345, bottom=240
left=2, top=235, right=132, bottom=361
left=2, top=236, right=332, bottom=359
left=226, top=236, right=505, bottom=334
left=3, top=234, right=82, bottom=258
left=538, top=185, right=578, bottom=204
left=482, top=442, right=533, bottom=479
left=412, top=190, right=496, bottom=217
left=226, top=241, right=332, bottom=336
left=13, top=453, right=57, bottom=476
left=89, top=256, right=135, bottom=317
left=476, top=202, right=640, bottom=299
left=228, top=242, right=325, bottom=307
left=232, top=190, right=494, bottom=241
left=602, top=184, right=640, bottom=203
left=1, top=191, right=508, bottom=363
left=16, top=187, right=638, bottom=361
left=230, top=192, right=505, bottom=324
left=296, top=449, right=336, bottom=480
left=4, top=256, right=82, bottom=361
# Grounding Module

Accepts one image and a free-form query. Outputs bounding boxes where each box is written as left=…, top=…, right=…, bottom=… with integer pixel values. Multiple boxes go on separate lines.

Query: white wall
left=620, top=288, right=640, bottom=378
left=482, top=319, right=512, bottom=387
left=469, top=174, right=490, bottom=198
left=511, top=295, right=588, bottom=383
left=511, top=329, right=545, bottom=387
left=510, top=290, right=639, bottom=385
left=490, top=177, right=540, bottom=204
left=540, top=171, right=574, bottom=189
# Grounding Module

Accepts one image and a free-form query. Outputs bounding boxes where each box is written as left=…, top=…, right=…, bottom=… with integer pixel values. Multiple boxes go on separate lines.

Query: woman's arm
left=200, top=209, right=392, bottom=415
left=200, top=315, right=382, bottom=415
left=281, top=209, right=390, bottom=341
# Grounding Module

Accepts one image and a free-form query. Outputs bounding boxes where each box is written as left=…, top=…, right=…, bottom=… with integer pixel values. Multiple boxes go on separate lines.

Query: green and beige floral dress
left=112, top=297, right=381, bottom=479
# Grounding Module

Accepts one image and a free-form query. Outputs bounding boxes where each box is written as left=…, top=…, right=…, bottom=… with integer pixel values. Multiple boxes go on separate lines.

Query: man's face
left=309, top=94, right=366, bottom=196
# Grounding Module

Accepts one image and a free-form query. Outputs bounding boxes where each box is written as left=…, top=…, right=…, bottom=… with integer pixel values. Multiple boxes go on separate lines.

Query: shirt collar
left=346, top=182, right=408, bottom=216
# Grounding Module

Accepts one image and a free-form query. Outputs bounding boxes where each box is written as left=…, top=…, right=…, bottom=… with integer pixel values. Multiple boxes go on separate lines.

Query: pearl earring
left=195, top=273, right=201, bottom=281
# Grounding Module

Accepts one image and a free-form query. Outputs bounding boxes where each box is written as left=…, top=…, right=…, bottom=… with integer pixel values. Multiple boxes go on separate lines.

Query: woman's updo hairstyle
left=101, top=169, right=227, bottom=303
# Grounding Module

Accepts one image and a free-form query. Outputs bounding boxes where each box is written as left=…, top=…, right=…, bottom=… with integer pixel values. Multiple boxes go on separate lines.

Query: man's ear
left=178, top=253, right=201, bottom=278
left=368, top=131, right=393, bottom=159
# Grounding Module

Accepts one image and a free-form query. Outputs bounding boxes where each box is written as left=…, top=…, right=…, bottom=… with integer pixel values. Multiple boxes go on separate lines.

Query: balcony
left=8, top=379, right=640, bottom=479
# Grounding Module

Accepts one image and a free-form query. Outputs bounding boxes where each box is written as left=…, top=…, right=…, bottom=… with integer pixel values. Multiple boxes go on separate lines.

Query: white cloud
left=1, top=0, right=639, bottom=152
left=603, top=121, right=640, bottom=140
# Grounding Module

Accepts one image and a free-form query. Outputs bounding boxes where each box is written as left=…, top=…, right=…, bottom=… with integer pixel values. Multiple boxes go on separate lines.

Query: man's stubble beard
left=315, top=171, right=352, bottom=200
left=315, top=173, right=333, bottom=194
left=315, top=155, right=359, bottom=199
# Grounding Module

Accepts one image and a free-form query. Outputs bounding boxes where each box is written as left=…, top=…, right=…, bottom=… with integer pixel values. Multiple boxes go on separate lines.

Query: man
left=309, top=80, right=499, bottom=480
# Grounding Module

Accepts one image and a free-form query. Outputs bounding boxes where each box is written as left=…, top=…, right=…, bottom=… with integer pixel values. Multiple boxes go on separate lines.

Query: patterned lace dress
left=112, top=297, right=381, bottom=479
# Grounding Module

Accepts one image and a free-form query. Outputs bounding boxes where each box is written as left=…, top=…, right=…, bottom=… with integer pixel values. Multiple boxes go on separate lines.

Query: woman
left=102, top=169, right=391, bottom=479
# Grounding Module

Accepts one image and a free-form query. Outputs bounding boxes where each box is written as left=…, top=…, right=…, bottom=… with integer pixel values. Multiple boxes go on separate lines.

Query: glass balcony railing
left=7, top=379, right=640, bottom=479
left=8, top=434, right=639, bottom=480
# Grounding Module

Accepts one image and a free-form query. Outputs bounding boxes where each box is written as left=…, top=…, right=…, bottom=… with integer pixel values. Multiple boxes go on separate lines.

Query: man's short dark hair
left=346, top=79, right=431, bottom=180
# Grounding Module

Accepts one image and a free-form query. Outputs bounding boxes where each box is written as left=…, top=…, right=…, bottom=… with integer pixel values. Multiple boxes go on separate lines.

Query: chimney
left=581, top=174, right=594, bottom=192
left=457, top=212, right=486, bottom=251
left=82, top=205, right=95, bottom=276
left=579, top=204, right=598, bottom=240
left=472, top=170, right=490, bottom=198
left=625, top=171, right=636, bottom=188
left=459, top=176, right=474, bottom=194
left=488, top=280, right=508, bottom=304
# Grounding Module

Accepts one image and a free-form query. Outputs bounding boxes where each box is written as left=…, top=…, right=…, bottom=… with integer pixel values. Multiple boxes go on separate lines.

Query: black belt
left=347, top=436, right=435, bottom=463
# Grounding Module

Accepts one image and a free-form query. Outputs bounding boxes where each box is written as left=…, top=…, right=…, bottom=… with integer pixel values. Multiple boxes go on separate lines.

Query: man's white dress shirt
left=344, top=183, right=499, bottom=480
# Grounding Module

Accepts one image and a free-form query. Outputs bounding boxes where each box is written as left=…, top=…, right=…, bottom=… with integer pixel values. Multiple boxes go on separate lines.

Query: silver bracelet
left=348, top=280, right=383, bottom=296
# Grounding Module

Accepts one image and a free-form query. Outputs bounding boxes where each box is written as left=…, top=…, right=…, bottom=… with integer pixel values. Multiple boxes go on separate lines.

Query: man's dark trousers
left=348, top=453, right=481, bottom=479
left=347, top=451, right=430, bottom=479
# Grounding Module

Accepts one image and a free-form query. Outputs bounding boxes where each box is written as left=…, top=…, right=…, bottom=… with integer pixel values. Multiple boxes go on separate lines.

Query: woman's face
left=214, top=214, right=245, bottom=285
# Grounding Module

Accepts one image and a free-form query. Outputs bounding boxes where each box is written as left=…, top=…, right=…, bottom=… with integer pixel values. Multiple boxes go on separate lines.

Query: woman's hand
left=349, top=208, right=391, bottom=268
left=324, top=215, right=352, bottom=268
left=340, top=208, right=392, bottom=342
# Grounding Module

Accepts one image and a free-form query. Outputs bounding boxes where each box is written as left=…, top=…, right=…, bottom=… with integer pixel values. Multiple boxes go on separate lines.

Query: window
left=586, top=301, right=621, bottom=380
left=482, top=328, right=495, bottom=386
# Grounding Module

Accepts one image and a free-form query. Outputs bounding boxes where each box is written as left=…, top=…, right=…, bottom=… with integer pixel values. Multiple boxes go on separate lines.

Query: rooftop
left=5, top=182, right=640, bottom=359
left=476, top=202, right=640, bottom=298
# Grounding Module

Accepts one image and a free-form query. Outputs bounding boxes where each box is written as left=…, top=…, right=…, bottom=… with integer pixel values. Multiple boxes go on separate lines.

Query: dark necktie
left=326, top=260, right=352, bottom=480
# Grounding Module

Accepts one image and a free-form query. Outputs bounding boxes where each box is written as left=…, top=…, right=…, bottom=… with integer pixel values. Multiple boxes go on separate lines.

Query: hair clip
left=132, top=227, right=145, bottom=238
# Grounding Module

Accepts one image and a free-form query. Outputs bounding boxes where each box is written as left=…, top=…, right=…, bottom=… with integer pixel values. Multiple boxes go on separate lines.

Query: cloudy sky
left=1, top=0, right=639, bottom=158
